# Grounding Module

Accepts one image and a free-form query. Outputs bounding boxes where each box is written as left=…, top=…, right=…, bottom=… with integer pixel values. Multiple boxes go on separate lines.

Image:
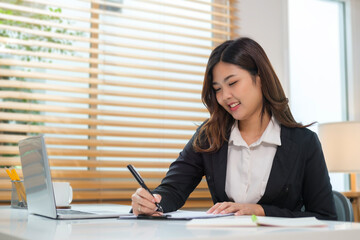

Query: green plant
left=0, top=1, right=83, bottom=119
left=0, top=2, right=80, bottom=60
left=0, top=1, right=83, bottom=157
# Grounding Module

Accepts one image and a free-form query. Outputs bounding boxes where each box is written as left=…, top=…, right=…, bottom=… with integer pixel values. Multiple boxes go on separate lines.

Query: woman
left=131, top=37, right=336, bottom=220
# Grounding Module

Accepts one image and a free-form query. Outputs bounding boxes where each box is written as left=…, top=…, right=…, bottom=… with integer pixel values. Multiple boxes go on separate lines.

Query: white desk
left=1, top=205, right=360, bottom=240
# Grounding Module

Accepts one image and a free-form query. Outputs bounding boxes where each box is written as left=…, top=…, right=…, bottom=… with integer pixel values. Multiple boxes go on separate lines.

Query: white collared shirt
left=225, top=116, right=281, bottom=203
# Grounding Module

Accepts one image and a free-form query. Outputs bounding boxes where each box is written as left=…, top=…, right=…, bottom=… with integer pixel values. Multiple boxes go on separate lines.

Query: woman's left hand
left=207, top=202, right=265, bottom=216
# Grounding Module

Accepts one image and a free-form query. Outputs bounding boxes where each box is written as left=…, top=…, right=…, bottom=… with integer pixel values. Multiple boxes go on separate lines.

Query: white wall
left=347, top=0, right=360, bottom=121
left=234, top=0, right=290, bottom=96
left=235, top=0, right=360, bottom=121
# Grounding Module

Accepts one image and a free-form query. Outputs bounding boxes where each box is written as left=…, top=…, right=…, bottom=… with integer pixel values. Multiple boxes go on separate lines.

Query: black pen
left=127, top=164, right=163, bottom=212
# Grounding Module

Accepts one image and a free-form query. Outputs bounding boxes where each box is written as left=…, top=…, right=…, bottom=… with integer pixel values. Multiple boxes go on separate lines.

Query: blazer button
left=207, top=176, right=211, bottom=180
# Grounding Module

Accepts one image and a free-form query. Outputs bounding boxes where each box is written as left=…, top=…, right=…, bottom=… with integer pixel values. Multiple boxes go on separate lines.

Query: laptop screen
left=18, top=135, right=57, bottom=219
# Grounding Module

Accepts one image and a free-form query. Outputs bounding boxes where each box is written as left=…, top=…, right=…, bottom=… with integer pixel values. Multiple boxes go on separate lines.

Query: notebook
left=18, top=135, right=130, bottom=220
left=186, top=216, right=327, bottom=228
left=118, top=210, right=234, bottom=220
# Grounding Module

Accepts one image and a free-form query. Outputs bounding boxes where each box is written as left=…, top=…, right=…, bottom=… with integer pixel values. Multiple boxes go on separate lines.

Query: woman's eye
left=213, top=88, right=221, bottom=92
left=229, top=81, right=238, bottom=86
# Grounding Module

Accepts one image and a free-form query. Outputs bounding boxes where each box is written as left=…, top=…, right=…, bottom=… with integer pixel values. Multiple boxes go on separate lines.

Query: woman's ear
left=256, top=74, right=261, bottom=87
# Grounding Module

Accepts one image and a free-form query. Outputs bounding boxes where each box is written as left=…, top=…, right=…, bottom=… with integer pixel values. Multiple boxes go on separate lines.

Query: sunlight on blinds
left=0, top=0, right=238, bottom=207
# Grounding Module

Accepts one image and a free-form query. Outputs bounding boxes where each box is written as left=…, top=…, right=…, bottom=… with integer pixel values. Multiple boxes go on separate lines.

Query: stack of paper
left=118, top=210, right=233, bottom=220
left=187, top=216, right=327, bottom=228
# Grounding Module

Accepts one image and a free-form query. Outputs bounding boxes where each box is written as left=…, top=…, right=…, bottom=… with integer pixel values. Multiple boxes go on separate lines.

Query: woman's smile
left=229, top=102, right=241, bottom=111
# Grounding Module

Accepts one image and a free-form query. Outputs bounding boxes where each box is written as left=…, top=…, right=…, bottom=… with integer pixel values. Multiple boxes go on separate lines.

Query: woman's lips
left=229, top=102, right=240, bottom=111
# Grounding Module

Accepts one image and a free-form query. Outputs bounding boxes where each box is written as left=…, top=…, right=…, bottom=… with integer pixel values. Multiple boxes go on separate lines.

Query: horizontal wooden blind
left=0, top=0, right=238, bottom=208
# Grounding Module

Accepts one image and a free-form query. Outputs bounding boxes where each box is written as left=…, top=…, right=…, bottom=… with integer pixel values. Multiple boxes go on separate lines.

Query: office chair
left=333, top=190, right=354, bottom=222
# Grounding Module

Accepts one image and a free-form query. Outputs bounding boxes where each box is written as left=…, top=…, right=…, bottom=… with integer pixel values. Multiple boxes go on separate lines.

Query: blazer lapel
left=212, top=141, right=230, bottom=202
left=258, top=126, right=299, bottom=204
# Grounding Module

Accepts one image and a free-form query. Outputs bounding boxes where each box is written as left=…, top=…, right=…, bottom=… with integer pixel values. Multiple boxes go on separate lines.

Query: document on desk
left=165, top=210, right=233, bottom=220
left=118, top=210, right=233, bottom=220
left=187, top=216, right=327, bottom=228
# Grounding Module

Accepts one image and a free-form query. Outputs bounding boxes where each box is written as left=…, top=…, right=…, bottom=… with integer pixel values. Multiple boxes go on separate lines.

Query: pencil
left=5, top=168, right=27, bottom=203
left=5, top=168, right=15, bottom=181
left=11, top=168, right=20, bottom=181
left=11, top=181, right=23, bottom=202
left=18, top=181, right=27, bottom=202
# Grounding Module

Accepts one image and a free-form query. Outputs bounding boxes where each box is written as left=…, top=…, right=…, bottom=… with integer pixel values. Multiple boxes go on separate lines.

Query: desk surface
left=1, top=204, right=360, bottom=240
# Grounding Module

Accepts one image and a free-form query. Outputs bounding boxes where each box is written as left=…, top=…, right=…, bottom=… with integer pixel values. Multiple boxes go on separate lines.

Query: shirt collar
left=229, top=122, right=247, bottom=147
left=229, top=116, right=282, bottom=147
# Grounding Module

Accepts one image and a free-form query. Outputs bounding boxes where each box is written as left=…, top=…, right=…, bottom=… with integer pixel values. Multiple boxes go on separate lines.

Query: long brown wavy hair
left=193, top=37, right=312, bottom=153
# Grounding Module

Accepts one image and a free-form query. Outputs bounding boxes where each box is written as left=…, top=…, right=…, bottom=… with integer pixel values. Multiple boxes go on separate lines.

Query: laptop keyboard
left=57, top=209, right=94, bottom=215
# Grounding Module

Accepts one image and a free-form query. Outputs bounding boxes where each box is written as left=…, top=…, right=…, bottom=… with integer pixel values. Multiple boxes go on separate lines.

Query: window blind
left=0, top=0, right=238, bottom=208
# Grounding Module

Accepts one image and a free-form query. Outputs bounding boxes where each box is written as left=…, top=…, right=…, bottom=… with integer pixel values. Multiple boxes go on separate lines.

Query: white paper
left=166, top=210, right=233, bottom=219
left=118, top=210, right=233, bottom=220
left=187, top=216, right=327, bottom=228
left=187, top=216, right=256, bottom=227
left=256, top=216, right=327, bottom=227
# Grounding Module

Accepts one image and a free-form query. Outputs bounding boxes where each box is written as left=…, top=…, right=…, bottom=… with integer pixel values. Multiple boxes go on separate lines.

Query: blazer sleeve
left=152, top=133, right=205, bottom=213
left=260, top=132, right=337, bottom=220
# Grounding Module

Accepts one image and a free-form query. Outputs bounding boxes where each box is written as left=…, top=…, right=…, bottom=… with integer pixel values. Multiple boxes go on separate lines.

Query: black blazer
left=153, top=125, right=337, bottom=220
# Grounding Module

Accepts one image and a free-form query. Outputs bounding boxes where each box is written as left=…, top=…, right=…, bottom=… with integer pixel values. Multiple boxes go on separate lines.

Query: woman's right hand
left=131, top=187, right=162, bottom=216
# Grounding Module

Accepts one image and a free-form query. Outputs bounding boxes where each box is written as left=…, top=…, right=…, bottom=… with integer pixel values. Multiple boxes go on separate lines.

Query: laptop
left=18, top=135, right=131, bottom=219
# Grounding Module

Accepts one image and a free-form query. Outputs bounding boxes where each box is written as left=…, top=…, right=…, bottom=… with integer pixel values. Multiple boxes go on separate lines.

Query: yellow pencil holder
left=11, top=180, right=27, bottom=209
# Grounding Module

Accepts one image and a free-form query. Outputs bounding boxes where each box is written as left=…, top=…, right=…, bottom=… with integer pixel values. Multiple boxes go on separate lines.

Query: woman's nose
left=222, top=87, right=232, bottom=100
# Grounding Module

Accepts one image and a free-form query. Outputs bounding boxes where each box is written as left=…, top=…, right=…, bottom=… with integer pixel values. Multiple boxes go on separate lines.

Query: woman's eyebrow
left=224, top=74, right=235, bottom=82
left=212, top=74, right=236, bottom=86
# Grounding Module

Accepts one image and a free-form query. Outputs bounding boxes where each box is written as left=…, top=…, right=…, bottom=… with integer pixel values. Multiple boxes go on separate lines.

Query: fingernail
left=220, top=211, right=225, bottom=214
